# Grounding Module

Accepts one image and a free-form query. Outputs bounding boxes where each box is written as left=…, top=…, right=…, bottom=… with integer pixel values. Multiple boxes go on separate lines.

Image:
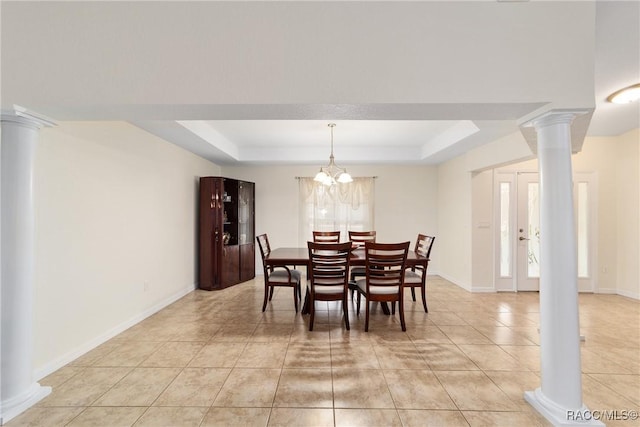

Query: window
left=499, top=182, right=511, bottom=277
left=527, top=182, right=541, bottom=278
left=298, top=177, right=375, bottom=245
left=577, top=181, right=589, bottom=278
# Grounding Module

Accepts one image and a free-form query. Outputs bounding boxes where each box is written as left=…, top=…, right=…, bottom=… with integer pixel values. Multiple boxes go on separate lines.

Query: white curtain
left=298, top=177, right=375, bottom=246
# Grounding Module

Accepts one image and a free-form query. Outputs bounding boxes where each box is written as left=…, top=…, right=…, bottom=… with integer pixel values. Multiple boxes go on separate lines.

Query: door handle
left=519, top=236, right=529, bottom=241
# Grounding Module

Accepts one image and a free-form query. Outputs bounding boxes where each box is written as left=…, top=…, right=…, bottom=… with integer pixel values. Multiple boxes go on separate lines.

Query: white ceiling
left=2, top=1, right=638, bottom=166
left=588, top=1, right=640, bottom=136
left=132, top=1, right=638, bottom=166
left=134, top=117, right=526, bottom=166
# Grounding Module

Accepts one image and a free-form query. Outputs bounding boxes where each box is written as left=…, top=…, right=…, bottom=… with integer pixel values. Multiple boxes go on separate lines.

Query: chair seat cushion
left=356, top=279, right=399, bottom=295
left=404, top=270, right=423, bottom=284
left=313, top=285, right=346, bottom=295
left=269, top=269, right=302, bottom=284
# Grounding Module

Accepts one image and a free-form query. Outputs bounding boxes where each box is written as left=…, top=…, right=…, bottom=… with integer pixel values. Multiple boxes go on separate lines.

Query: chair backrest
left=256, top=234, right=271, bottom=261
left=307, top=241, right=352, bottom=291
left=348, top=231, right=376, bottom=245
left=313, top=231, right=341, bottom=243
left=415, top=234, right=435, bottom=259
left=364, top=241, right=410, bottom=291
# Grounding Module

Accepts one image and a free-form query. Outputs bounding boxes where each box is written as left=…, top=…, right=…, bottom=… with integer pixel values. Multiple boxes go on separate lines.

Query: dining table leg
left=301, top=287, right=310, bottom=314
left=380, top=302, right=391, bottom=315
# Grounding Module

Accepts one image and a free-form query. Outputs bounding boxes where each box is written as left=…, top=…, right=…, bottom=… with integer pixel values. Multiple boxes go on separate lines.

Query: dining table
left=264, top=246, right=428, bottom=268
left=264, top=246, right=429, bottom=314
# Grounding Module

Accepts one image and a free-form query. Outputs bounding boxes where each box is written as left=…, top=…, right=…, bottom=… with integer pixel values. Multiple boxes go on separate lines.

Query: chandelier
left=314, top=123, right=353, bottom=186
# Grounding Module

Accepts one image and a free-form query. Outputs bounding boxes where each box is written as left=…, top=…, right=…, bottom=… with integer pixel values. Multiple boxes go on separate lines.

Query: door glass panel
left=499, top=182, right=511, bottom=277
left=577, top=182, right=589, bottom=277
left=238, top=182, right=254, bottom=245
left=527, top=183, right=540, bottom=278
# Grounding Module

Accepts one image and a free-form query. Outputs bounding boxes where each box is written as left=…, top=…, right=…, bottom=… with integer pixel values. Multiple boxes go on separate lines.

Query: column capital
left=519, top=108, right=593, bottom=154
left=522, top=109, right=591, bottom=131
left=1, top=105, right=57, bottom=130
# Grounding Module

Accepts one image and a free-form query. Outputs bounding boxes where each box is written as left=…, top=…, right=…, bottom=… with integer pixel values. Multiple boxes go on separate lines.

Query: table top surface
left=265, top=247, right=428, bottom=266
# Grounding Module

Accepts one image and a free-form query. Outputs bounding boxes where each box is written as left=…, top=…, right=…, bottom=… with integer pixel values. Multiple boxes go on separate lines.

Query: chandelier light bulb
left=337, top=172, right=353, bottom=183
left=314, top=170, right=328, bottom=183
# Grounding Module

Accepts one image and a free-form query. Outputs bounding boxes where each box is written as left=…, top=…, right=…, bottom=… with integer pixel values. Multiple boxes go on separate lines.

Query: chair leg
left=269, top=287, right=275, bottom=301
left=399, top=294, right=406, bottom=332
left=343, top=295, right=350, bottom=330
left=356, top=292, right=361, bottom=315
left=364, top=299, right=370, bottom=332
left=391, top=301, right=396, bottom=315
left=308, top=294, right=315, bottom=331
left=262, top=284, right=269, bottom=312
left=301, top=287, right=310, bottom=314
left=350, top=274, right=365, bottom=301
left=411, top=287, right=416, bottom=301
left=421, top=285, right=428, bottom=313
left=293, top=286, right=299, bottom=313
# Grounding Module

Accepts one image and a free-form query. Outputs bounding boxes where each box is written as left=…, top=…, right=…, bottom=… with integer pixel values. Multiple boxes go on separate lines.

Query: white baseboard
left=433, top=272, right=495, bottom=293
left=0, top=383, right=51, bottom=425
left=595, top=287, right=639, bottom=300
left=34, top=283, right=196, bottom=381
left=616, top=288, right=640, bottom=300
left=435, top=272, right=472, bottom=292
left=470, top=286, right=497, bottom=293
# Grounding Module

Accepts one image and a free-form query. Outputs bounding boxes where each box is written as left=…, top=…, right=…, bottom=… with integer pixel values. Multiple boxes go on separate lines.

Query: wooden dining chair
left=256, top=234, right=302, bottom=312
left=348, top=231, right=377, bottom=298
left=312, top=231, right=341, bottom=243
left=306, top=241, right=352, bottom=331
left=355, top=241, right=410, bottom=332
left=348, top=230, right=376, bottom=247
left=404, top=234, right=435, bottom=313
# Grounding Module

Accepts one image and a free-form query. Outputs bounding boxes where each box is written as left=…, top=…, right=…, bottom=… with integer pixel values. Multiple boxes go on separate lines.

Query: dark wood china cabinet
left=199, top=177, right=255, bottom=290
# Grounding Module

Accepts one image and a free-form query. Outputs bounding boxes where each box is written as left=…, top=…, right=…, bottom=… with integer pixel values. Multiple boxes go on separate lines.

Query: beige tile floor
left=8, top=276, right=640, bottom=427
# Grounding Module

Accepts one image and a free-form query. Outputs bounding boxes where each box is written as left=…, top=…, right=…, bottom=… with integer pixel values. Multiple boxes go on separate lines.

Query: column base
left=525, top=388, right=604, bottom=426
left=0, top=383, right=51, bottom=425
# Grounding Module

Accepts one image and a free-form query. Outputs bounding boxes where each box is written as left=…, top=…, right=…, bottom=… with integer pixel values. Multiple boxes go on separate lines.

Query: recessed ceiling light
left=607, top=83, right=640, bottom=104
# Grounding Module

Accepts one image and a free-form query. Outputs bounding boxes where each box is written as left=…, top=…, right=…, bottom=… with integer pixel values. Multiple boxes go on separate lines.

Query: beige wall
left=436, top=156, right=472, bottom=289
left=33, top=121, right=220, bottom=377
left=465, top=131, right=533, bottom=172
left=614, top=129, right=640, bottom=299
left=471, top=170, right=495, bottom=291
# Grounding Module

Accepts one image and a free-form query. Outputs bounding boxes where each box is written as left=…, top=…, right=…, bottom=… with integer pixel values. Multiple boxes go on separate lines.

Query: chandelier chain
left=314, top=123, right=353, bottom=186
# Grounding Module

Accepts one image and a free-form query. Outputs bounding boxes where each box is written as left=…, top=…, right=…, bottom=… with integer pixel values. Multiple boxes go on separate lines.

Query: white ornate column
left=523, top=111, right=603, bottom=426
left=1, top=108, right=55, bottom=424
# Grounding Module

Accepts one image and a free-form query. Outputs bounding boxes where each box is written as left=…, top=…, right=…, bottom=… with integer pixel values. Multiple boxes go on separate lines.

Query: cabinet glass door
left=222, top=179, right=238, bottom=246
left=238, top=181, right=254, bottom=245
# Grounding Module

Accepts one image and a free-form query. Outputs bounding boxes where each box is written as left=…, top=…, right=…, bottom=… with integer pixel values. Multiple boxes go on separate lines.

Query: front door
left=494, top=171, right=595, bottom=292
